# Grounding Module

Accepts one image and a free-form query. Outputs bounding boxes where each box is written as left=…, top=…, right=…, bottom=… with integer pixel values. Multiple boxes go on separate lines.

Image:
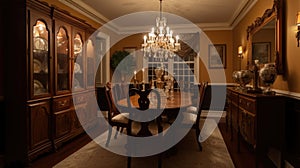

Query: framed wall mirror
left=246, top=0, right=285, bottom=74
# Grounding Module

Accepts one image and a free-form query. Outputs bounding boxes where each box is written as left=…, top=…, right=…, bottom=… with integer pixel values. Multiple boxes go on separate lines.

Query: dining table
left=117, top=90, right=194, bottom=136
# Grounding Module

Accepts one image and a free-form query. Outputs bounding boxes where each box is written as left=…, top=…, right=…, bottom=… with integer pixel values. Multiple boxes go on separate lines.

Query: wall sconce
left=296, top=12, right=300, bottom=47
left=238, top=45, right=243, bottom=58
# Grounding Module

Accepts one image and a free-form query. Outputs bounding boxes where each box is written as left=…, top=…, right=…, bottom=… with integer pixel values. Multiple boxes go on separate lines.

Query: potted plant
left=110, top=50, right=136, bottom=82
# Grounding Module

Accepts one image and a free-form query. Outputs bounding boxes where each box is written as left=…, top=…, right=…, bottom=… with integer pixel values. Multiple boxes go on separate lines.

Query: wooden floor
left=30, top=122, right=276, bottom=168
left=218, top=122, right=276, bottom=168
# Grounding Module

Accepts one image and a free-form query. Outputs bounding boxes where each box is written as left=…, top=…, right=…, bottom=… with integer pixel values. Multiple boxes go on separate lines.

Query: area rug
left=54, top=119, right=234, bottom=168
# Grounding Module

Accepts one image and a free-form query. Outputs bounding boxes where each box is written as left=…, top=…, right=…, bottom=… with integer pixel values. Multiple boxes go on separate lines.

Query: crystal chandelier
left=142, top=0, right=181, bottom=59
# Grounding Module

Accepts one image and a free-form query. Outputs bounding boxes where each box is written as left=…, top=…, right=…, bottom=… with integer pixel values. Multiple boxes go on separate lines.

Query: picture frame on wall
left=208, top=44, right=226, bottom=69
left=252, top=42, right=271, bottom=64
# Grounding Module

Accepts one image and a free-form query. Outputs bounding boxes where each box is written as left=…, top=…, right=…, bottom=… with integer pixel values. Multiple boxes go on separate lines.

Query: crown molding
left=58, top=0, right=109, bottom=25
left=59, top=0, right=257, bottom=32
left=230, top=0, right=258, bottom=28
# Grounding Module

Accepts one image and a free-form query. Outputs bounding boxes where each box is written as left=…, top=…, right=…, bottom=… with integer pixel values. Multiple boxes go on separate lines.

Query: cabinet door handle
left=60, top=100, right=67, bottom=106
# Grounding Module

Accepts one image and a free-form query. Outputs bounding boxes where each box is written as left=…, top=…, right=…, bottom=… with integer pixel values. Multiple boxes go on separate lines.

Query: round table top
left=117, top=91, right=193, bottom=110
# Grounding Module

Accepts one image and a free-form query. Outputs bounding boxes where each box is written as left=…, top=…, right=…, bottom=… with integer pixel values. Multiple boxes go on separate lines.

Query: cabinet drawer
left=239, top=95, right=256, bottom=113
left=230, top=92, right=239, bottom=104
left=226, top=89, right=232, bottom=97
left=53, top=97, right=72, bottom=112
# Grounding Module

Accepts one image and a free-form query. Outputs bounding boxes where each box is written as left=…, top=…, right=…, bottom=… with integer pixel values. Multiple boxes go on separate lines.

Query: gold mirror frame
left=247, top=0, right=285, bottom=74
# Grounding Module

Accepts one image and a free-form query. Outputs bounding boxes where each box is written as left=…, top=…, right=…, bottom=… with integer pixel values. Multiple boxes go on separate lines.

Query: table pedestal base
left=137, top=122, right=152, bottom=137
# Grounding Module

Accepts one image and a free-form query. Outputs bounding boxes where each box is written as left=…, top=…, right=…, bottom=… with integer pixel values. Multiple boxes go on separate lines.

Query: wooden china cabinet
left=3, top=0, right=98, bottom=165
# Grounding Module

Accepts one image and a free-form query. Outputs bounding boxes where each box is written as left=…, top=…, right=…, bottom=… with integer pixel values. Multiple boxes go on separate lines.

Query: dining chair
left=125, top=88, right=163, bottom=168
left=96, top=86, right=110, bottom=114
left=181, top=81, right=208, bottom=151
left=105, top=86, right=132, bottom=147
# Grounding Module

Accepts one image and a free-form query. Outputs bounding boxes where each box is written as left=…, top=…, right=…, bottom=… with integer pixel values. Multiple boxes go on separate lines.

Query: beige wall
left=283, top=0, right=300, bottom=93
left=110, top=34, right=143, bottom=55
left=201, top=30, right=233, bottom=83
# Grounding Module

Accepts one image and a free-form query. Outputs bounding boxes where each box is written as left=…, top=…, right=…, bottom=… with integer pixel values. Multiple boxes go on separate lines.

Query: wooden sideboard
left=227, top=87, right=286, bottom=167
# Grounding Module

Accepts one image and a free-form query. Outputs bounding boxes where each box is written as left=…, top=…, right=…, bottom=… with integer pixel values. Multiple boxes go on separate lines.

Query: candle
left=142, top=68, right=144, bottom=82
left=134, top=71, right=137, bottom=80
left=143, top=36, right=147, bottom=44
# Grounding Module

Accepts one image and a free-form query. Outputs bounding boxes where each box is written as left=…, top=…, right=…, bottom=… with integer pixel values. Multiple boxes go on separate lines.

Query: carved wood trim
left=246, top=1, right=277, bottom=40
left=246, top=0, right=285, bottom=74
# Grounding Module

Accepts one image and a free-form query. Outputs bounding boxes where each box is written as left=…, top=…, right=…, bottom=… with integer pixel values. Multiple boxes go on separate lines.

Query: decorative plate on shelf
left=74, top=63, right=81, bottom=73
left=43, top=63, right=48, bottom=73
left=33, top=59, right=42, bottom=73
left=33, top=37, right=48, bottom=51
left=74, top=38, right=82, bottom=54
left=73, top=78, right=80, bottom=88
left=34, top=79, right=45, bottom=94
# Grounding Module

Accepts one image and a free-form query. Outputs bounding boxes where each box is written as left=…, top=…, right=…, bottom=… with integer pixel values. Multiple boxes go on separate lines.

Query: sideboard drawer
left=239, top=95, right=256, bottom=113
left=230, top=92, right=239, bottom=104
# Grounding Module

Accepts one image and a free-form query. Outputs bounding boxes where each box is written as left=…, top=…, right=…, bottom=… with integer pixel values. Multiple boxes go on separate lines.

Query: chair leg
left=106, top=126, right=112, bottom=147
left=156, top=117, right=163, bottom=168
left=196, top=128, right=202, bottom=151
left=158, top=154, right=162, bottom=168
left=114, top=126, right=120, bottom=139
left=127, top=156, right=131, bottom=168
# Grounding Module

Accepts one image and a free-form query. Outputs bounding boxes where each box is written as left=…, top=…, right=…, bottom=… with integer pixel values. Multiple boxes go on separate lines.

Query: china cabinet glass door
left=56, top=27, right=70, bottom=92
left=32, top=20, right=50, bottom=96
left=73, top=33, right=84, bottom=90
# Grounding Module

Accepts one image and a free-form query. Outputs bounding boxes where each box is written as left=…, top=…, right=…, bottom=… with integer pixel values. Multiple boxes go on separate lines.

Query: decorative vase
left=155, top=67, right=164, bottom=89
left=232, top=70, right=253, bottom=91
left=232, top=71, right=239, bottom=84
left=252, top=60, right=260, bottom=91
left=239, top=70, right=253, bottom=88
left=259, top=63, right=277, bottom=94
